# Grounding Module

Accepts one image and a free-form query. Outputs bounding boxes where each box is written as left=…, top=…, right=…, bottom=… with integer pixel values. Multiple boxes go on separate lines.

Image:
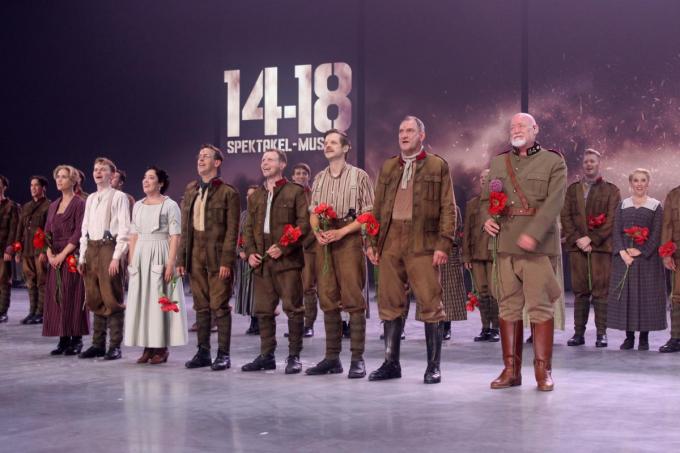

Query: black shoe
left=595, top=334, right=608, bottom=348
left=348, top=359, right=366, bottom=379
left=64, top=338, right=83, bottom=356
left=78, top=346, right=106, bottom=359
left=487, top=328, right=500, bottom=342
left=242, top=353, right=276, bottom=372
left=211, top=351, right=231, bottom=371
left=185, top=347, right=212, bottom=369
left=638, top=336, right=649, bottom=351
left=0, top=313, right=8, bottom=323
left=51, top=337, right=70, bottom=355
left=104, top=347, right=122, bottom=360
left=29, top=314, right=43, bottom=324
left=368, top=361, right=402, bottom=381
left=342, top=321, right=350, bottom=339
left=21, top=314, right=35, bottom=325
left=474, top=328, right=490, bottom=342
left=283, top=332, right=290, bottom=338
left=401, top=327, right=406, bottom=340
left=567, top=334, right=585, bottom=346
left=526, top=335, right=533, bottom=344
left=620, top=334, right=635, bottom=350
left=285, top=355, right=302, bottom=374
left=303, top=326, right=314, bottom=338
left=659, top=338, right=680, bottom=353
left=306, top=358, right=343, bottom=375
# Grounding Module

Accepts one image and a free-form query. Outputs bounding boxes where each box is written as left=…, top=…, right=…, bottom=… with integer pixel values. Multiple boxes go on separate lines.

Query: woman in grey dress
left=607, top=169, right=667, bottom=350
left=124, top=167, right=188, bottom=364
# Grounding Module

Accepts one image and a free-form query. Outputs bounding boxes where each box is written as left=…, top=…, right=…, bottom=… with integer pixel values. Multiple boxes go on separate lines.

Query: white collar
left=621, top=196, right=660, bottom=210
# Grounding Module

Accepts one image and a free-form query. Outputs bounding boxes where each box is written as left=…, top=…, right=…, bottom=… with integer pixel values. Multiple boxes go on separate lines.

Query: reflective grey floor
left=2, top=289, right=680, bottom=453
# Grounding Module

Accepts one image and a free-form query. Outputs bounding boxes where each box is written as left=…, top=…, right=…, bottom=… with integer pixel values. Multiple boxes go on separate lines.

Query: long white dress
left=124, top=197, right=188, bottom=347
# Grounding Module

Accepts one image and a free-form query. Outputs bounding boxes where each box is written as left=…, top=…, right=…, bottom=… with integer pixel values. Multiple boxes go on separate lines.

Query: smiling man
left=482, top=113, right=566, bottom=391
left=366, top=116, right=455, bottom=384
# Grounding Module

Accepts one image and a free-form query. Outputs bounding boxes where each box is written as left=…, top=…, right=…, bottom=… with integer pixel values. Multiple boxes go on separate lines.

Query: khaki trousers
left=22, top=255, right=47, bottom=315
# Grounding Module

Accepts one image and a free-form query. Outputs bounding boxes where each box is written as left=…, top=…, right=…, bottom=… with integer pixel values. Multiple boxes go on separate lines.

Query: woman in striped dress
left=234, top=186, right=258, bottom=334
left=42, top=165, right=88, bottom=355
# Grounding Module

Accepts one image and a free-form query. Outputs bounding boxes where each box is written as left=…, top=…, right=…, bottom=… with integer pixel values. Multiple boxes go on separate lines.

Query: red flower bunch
left=158, top=276, right=180, bottom=313
left=624, top=226, right=649, bottom=246
left=466, top=292, right=480, bottom=312
left=357, top=212, right=380, bottom=237
left=588, top=213, right=606, bottom=230
left=659, top=240, right=677, bottom=258
left=33, top=227, right=47, bottom=251
left=313, top=203, right=338, bottom=223
left=279, top=224, right=302, bottom=247
left=65, top=255, right=78, bottom=273
left=11, top=241, right=22, bottom=253
left=488, top=192, right=508, bottom=216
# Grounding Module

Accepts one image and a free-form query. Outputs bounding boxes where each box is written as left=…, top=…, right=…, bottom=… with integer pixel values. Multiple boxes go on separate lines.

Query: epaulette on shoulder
left=546, top=148, right=564, bottom=158
left=497, top=149, right=511, bottom=156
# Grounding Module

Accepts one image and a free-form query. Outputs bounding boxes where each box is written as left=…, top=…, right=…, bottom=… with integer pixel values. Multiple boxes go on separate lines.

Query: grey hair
left=401, top=115, right=425, bottom=133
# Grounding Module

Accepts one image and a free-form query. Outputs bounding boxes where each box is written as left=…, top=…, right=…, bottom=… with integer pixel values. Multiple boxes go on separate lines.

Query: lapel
left=205, top=178, right=224, bottom=203
left=575, top=183, right=588, bottom=232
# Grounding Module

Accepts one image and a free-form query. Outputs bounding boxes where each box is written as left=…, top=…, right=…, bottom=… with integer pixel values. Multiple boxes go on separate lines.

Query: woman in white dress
left=124, top=167, right=188, bottom=364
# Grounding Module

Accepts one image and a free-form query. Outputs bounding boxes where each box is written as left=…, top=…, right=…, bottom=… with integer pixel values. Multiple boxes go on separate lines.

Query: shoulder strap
left=505, top=154, right=530, bottom=210
left=348, top=165, right=358, bottom=212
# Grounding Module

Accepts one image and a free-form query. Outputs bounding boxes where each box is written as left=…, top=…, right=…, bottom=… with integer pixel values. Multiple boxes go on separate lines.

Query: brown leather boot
left=532, top=318, right=555, bottom=391
left=150, top=348, right=169, bottom=364
left=490, top=318, right=523, bottom=389
left=136, top=348, right=154, bottom=364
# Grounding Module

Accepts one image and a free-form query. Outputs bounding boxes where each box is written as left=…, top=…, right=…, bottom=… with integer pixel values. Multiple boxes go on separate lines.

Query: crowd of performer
left=2, top=112, right=680, bottom=392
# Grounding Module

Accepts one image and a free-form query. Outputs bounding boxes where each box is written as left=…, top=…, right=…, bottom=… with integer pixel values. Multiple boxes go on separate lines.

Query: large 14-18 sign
left=224, top=62, right=352, bottom=154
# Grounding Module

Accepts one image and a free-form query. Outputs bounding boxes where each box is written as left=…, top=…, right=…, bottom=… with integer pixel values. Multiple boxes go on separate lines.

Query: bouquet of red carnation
left=33, top=227, right=51, bottom=253
left=659, top=240, right=678, bottom=295
left=246, top=224, right=303, bottom=275
left=11, top=241, right=22, bottom=253
left=65, top=254, right=78, bottom=273
left=313, top=203, right=338, bottom=274
left=158, top=276, right=180, bottom=313
left=616, top=225, right=650, bottom=300
left=465, top=268, right=481, bottom=312
left=588, top=213, right=606, bottom=230
left=357, top=212, right=380, bottom=238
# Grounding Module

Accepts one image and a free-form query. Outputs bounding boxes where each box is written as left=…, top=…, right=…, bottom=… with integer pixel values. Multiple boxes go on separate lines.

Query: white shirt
left=79, top=188, right=131, bottom=263
left=263, top=190, right=274, bottom=234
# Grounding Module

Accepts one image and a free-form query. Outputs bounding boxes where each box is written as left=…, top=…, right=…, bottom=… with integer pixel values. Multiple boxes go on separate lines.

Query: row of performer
left=2, top=113, right=680, bottom=392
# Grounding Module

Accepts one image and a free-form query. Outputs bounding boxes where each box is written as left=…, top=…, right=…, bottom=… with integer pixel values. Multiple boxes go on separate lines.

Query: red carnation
left=158, top=296, right=171, bottom=306
left=588, top=213, right=606, bottom=230
left=357, top=212, right=380, bottom=237
left=624, top=226, right=649, bottom=246
left=313, top=203, right=338, bottom=220
left=279, top=224, right=302, bottom=247
left=11, top=242, right=22, bottom=253
left=488, top=192, right=508, bottom=216
left=465, top=292, right=480, bottom=312
left=32, top=228, right=46, bottom=250
left=659, top=240, right=677, bottom=258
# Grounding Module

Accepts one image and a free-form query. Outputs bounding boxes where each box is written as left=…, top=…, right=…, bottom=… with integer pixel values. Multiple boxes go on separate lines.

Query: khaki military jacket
left=0, top=198, right=20, bottom=251
left=462, top=196, right=491, bottom=262
left=17, top=197, right=51, bottom=256
left=561, top=178, right=620, bottom=253
left=372, top=151, right=456, bottom=255
left=178, top=178, right=240, bottom=272
left=481, top=144, right=567, bottom=256
left=243, top=179, right=310, bottom=273
left=661, top=186, right=680, bottom=259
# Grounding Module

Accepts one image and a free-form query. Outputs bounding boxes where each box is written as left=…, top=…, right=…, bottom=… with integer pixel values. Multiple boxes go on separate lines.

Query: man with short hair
left=291, top=162, right=317, bottom=337
left=463, top=169, right=500, bottom=342
left=0, top=175, right=20, bottom=323
left=367, top=116, right=456, bottom=384
left=242, top=149, right=310, bottom=374
left=178, top=144, right=240, bottom=371
left=16, top=176, right=51, bottom=324
left=561, top=149, right=620, bottom=348
left=111, top=169, right=136, bottom=217
left=482, top=113, right=566, bottom=391
left=305, top=129, right=374, bottom=379
left=78, top=158, right=130, bottom=360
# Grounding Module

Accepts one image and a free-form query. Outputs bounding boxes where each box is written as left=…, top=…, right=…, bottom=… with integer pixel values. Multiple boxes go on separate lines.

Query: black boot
left=442, top=321, right=451, bottom=341
left=185, top=347, right=212, bottom=369
left=638, top=331, right=649, bottom=351
left=595, top=333, right=608, bottom=348
left=245, top=316, right=259, bottom=335
left=369, top=318, right=402, bottom=381
left=424, top=322, right=443, bottom=384
left=64, top=336, right=83, bottom=356
left=211, top=350, right=231, bottom=371
left=659, top=337, right=680, bottom=353
left=21, top=313, right=35, bottom=325
left=306, top=358, right=343, bottom=375
left=79, top=345, right=106, bottom=358
left=348, top=359, right=366, bottom=379
left=29, top=314, right=43, bottom=324
left=487, top=328, right=500, bottom=342
left=620, top=331, right=635, bottom=350
left=242, top=353, right=276, bottom=371
left=285, top=355, right=302, bottom=374
left=51, top=336, right=70, bottom=355
left=474, top=328, right=490, bottom=342
left=567, top=334, right=585, bottom=346
left=342, top=320, right=351, bottom=339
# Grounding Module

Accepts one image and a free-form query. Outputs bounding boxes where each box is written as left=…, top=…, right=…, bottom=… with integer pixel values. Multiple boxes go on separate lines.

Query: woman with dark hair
left=235, top=185, right=259, bottom=334
left=124, top=167, right=187, bottom=364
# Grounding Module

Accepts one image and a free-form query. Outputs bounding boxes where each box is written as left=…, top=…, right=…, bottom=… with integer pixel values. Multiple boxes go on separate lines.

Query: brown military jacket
left=462, top=196, right=491, bottom=262
left=17, top=197, right=51, bottom=256
left=481, top=143, right=567, bottom=256
left=243, top=178, right=310, bottom=273
left=178, top=178, right=240, bottom=272
left=661, top=185, right=680, bottom=259
left=561, top=177, right=620, bottom=253
left=0, top=198, right=20, bottom=251
left=372, top=151, right=456, bottom=255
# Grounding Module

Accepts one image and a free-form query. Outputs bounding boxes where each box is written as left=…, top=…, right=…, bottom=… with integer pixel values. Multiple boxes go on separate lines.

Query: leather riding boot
left=424, top=322, right=443, bottom=384
left=490, top=318, right=523, bottom=389
left=369, top=318, right=402, bottom=381
left=532, top=318, right=554, bottom=391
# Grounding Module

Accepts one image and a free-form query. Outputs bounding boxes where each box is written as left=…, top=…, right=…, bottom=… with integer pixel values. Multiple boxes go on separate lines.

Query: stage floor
left=1, top=289, right=680, bottom=452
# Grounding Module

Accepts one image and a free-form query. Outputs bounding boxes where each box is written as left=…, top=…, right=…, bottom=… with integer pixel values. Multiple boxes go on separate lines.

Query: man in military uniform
left=242, top=149, right=310, bottom=374
left=305, top=129, right=375, bottom=379
left=659, top=185, right=680, bottom=353
left=482, top=113, right=566, bottom=392
left=561, top=149, right=620, bottom=348
left=0, top=175, right=20, bottom=323
left=366, top=116, right=456, bottom=384
left=178, top=144, right=240, bottom=371
left=291, top=162, right=317, bottom=337
left=463, top=169, right=500, bottom=342
left=16, top=176, right=51, bottom=324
